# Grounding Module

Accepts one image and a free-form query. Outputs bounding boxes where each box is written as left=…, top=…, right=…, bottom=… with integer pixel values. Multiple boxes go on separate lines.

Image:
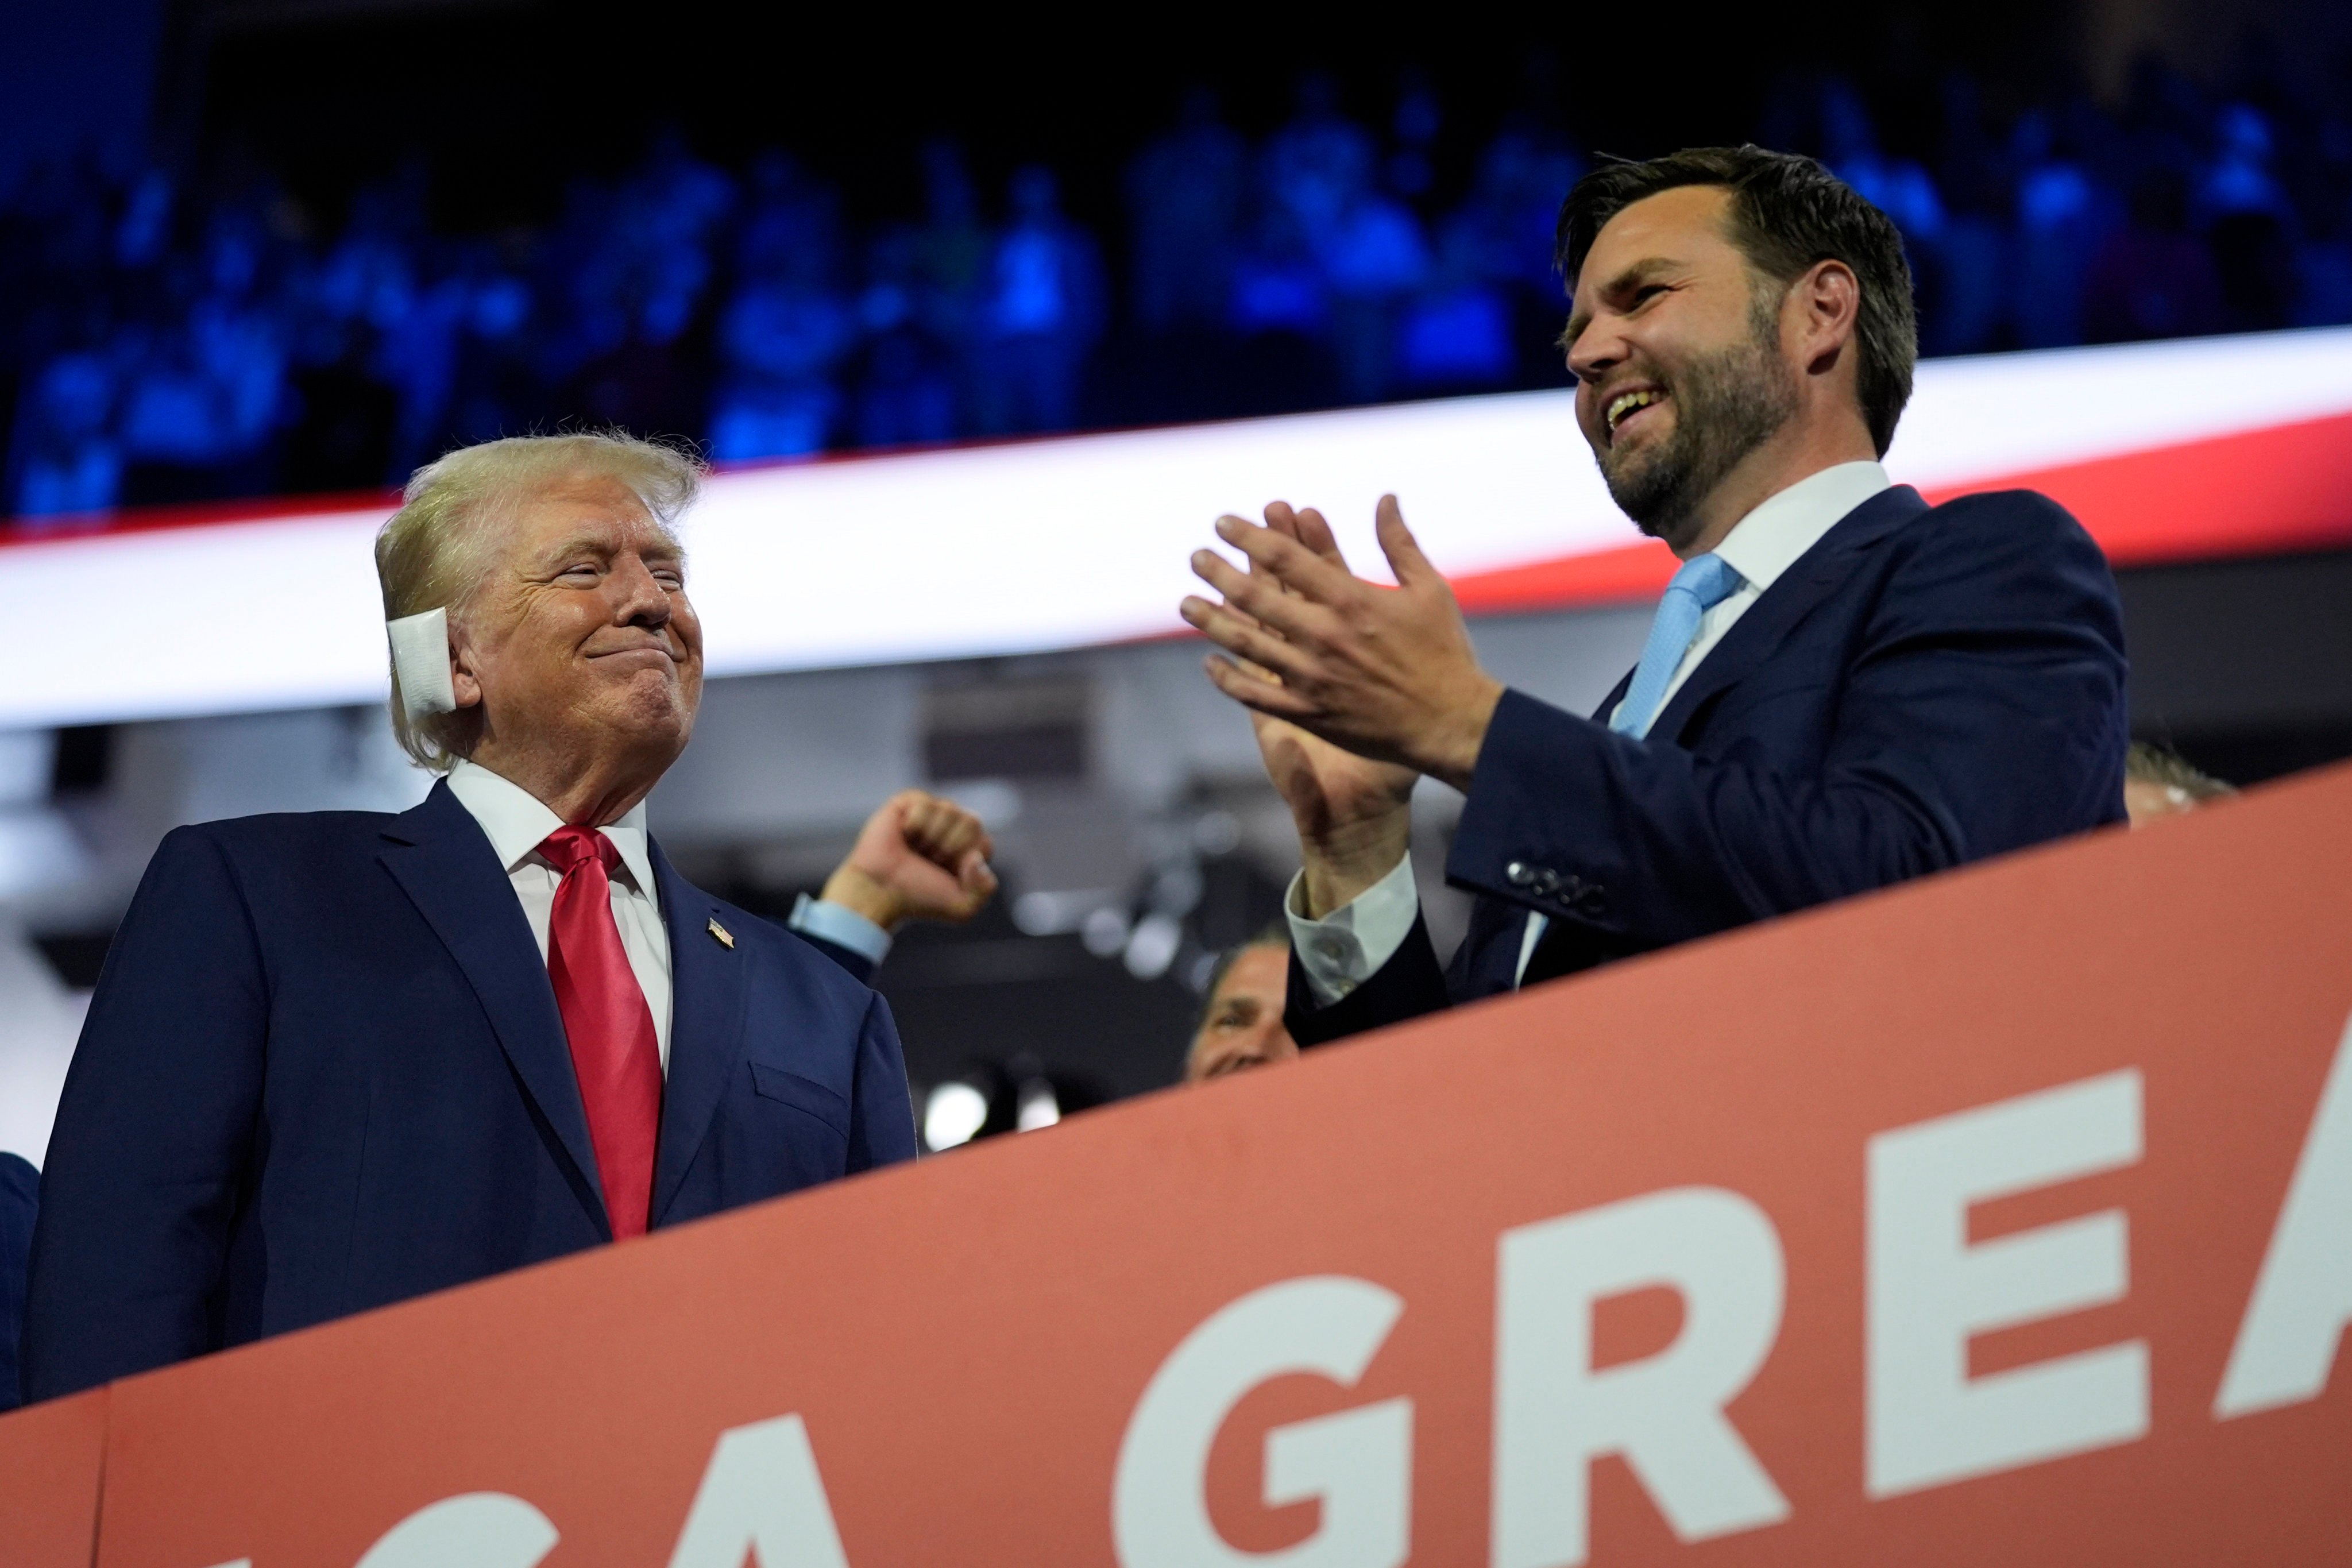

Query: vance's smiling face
left=1562, top=184, right=1800, bottom=551
left=454, top=469, right=704, bottom=773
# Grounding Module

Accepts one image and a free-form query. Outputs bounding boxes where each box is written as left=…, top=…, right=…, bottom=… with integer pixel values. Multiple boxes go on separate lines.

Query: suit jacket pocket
left=747, top=1061, right=851, bottom=1138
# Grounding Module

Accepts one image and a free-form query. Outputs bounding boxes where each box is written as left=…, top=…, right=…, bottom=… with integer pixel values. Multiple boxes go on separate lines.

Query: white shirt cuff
left=1285, top=853, right=1420, bottom=1007
left=789, top=893, right=894, bottom=967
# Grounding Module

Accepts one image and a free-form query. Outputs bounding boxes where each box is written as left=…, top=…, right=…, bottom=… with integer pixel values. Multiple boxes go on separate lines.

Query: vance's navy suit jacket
left=21, top=781, right=916, bottom=1404
left=1289, top=485, right=2130, bottom=1045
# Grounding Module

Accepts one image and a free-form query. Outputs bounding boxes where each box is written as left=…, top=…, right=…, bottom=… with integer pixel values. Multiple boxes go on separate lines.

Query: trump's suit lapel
left=377, top=781, right=611, bottom=1236
left=649, top=843, right=748, bottom=1226
left=1648, top=484, right=1928, bottom=744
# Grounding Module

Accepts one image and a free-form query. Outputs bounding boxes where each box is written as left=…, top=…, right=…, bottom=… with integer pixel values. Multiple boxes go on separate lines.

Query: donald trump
left=22, top=432, right=991, bottom=1402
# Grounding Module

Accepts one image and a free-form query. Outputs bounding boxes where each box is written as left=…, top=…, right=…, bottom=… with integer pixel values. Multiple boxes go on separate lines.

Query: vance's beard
left=1600, top=310, right=1799, bottom=551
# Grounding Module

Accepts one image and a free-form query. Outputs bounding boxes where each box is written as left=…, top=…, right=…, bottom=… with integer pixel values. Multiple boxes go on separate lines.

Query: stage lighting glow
left=1015, top=1079, right=1060, bottom=1132
left=1081, top=906, right=1131, bottom=957
left=3, top=327, right=2349, bottom=728
left=1123, top=913, right=1184, bottom=980
left=923, top=1081, right=989, bottom=1152
left=1190, top=810, right=1243, bottom=857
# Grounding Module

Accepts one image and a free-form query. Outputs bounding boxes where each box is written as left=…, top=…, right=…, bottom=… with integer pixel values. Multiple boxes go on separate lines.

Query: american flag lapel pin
left=707, top=916, right=735, bottom=949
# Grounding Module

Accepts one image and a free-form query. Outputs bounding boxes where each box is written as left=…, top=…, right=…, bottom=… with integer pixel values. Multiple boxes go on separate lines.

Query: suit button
left=1577, top=886, right=1608, bottom=914
left=1507, top=861, right=1535, bottom=887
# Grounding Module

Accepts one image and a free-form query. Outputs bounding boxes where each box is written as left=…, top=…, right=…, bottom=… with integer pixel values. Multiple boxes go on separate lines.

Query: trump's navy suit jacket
left=1289, top=485, right=2130, bottom=1045
left=0, top=1152, right=34, bottom=1412
left=21, top=781, right=916, bottom=1404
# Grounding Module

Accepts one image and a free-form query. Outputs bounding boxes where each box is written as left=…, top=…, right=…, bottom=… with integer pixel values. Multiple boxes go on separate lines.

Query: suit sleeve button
left=1506, top=861, right=1534, bottom=886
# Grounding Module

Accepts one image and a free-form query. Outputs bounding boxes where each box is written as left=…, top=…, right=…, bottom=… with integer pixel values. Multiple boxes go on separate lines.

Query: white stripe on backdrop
left=3, top=326, right=2350, bottom=729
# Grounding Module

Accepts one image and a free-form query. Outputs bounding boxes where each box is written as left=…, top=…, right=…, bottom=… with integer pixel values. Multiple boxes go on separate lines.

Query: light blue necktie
left=1607, top=553, right=1744, bottom=739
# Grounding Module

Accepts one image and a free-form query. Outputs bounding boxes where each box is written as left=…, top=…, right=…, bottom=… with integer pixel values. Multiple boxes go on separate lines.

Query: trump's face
left=454, top=470, right=704, bottom=780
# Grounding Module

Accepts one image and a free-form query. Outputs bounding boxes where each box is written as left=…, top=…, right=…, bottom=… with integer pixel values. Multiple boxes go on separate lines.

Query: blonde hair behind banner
left=374, top=431, right=705, bottom=771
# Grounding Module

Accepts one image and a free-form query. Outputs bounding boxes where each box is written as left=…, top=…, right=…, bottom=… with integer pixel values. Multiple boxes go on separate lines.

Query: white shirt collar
left=444, top=758, right=659, bottom=895
left=1710, top=461, right=1891, bottom=593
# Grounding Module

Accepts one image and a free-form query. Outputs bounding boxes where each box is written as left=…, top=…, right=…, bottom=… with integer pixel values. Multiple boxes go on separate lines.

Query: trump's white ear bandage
left=387, top=607, right=457, bottom=719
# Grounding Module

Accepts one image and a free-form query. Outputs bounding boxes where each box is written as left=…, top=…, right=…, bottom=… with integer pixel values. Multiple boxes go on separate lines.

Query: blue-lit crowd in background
left=5, top=59, right=2352, bottom=523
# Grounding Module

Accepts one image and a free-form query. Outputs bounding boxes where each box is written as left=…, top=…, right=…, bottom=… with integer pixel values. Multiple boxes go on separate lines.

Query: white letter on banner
left=353, top=1493, right=559, bottom=1568
left=666, top=1415, right=851, bottom=1568
left=1490, top=1187, right=1790, bottom=1568
left=1867, top=1069, right=2148, bottom=1497
left=2215, top=1010, right=2352, bottom=1419
left=1113, top=1276, right=1412, bottom=1568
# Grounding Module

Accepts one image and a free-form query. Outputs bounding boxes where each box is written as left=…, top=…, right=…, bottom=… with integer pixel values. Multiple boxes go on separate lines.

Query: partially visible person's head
left=1186, top=925, right=1299, bottom=1083
left=375, top=432, right=705, bottom=783
left=1555, top=147, right=1916, bottom=549
left=2123, top=742, right=2234, bottom=826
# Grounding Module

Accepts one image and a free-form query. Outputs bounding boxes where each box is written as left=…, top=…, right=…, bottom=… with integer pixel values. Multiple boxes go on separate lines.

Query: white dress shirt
left=445, top=759, right=677, bottom=1072
left=444, top=761, right=897, bottom=1073
left=1289, top=461, right=1893, bottom=1005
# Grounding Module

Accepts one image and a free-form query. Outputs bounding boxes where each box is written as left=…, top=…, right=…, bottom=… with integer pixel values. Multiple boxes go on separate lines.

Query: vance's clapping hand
left=1180, top=495, right=1503, bottom=794
left=1180, top=499, right=1500, bottom=917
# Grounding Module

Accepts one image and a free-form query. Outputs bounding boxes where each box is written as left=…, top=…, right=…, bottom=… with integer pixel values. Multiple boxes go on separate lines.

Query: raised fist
left=820, top=790, right=999, bottom=932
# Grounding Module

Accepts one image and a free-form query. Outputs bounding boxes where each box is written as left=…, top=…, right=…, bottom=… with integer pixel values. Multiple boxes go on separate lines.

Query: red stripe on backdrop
left=1449, top=410, right=2352, bottom=616
left=0, top=485, right=399, bottom=546
left=1930, top=409, right=2352, bottom=567
left=1447, top=536, right=1681, bottom=616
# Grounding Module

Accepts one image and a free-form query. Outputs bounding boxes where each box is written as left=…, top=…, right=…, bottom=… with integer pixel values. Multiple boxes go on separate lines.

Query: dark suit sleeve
left=1284, top=914, right=1453, bottom=1048
left=795, top=930, right=877, bottom=987
left=0, top=1152, right=36, bottom=1411
left=844, top=991, right=919, bottom=1172
left=21, top=827, right=268, bottom=1402
left=1450, top=492, right=2129, bottom=949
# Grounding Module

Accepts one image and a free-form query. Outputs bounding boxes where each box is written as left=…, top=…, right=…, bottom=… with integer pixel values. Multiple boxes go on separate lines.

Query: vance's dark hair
left=1555, top=146, right=1917, bottom=455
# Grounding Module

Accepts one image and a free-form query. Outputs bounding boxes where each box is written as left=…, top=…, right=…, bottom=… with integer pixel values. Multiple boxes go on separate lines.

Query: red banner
left=0, top=1388, right=105, bottom=1568
left=9, top=763, right=2351, bottom=1566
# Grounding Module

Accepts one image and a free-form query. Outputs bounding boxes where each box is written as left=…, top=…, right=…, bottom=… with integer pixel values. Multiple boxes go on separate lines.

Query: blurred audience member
left=2085, top=167, right=2226, bottom=343
left=1185, top=925, right=1299, bottom=1083
left=2123, top=741, right=2236, bottom=826
left=911, top=140, right=991, bottom=428
left=2009, top=109, right=2113, bottom=349
left=1442, top=130, right=1588, bottom=387
left=709, top=158, right=853, bottom=462
left=851, top=229, right=959, bottom=447
left=1126, top=88, right=1248, bottom=336
left=0, top=1151, right=33, bottom=1410
left=972, top=167, right=1105, bottom=436
left=8, top=350, right=122, bottom=518
left=557, top=133, right=733, bottom=442
left=1385, top=74, right=1444, bottom=206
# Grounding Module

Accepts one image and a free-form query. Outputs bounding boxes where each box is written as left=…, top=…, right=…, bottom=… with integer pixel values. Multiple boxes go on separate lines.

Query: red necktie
left=538, top=826, right=663, bottom=1239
